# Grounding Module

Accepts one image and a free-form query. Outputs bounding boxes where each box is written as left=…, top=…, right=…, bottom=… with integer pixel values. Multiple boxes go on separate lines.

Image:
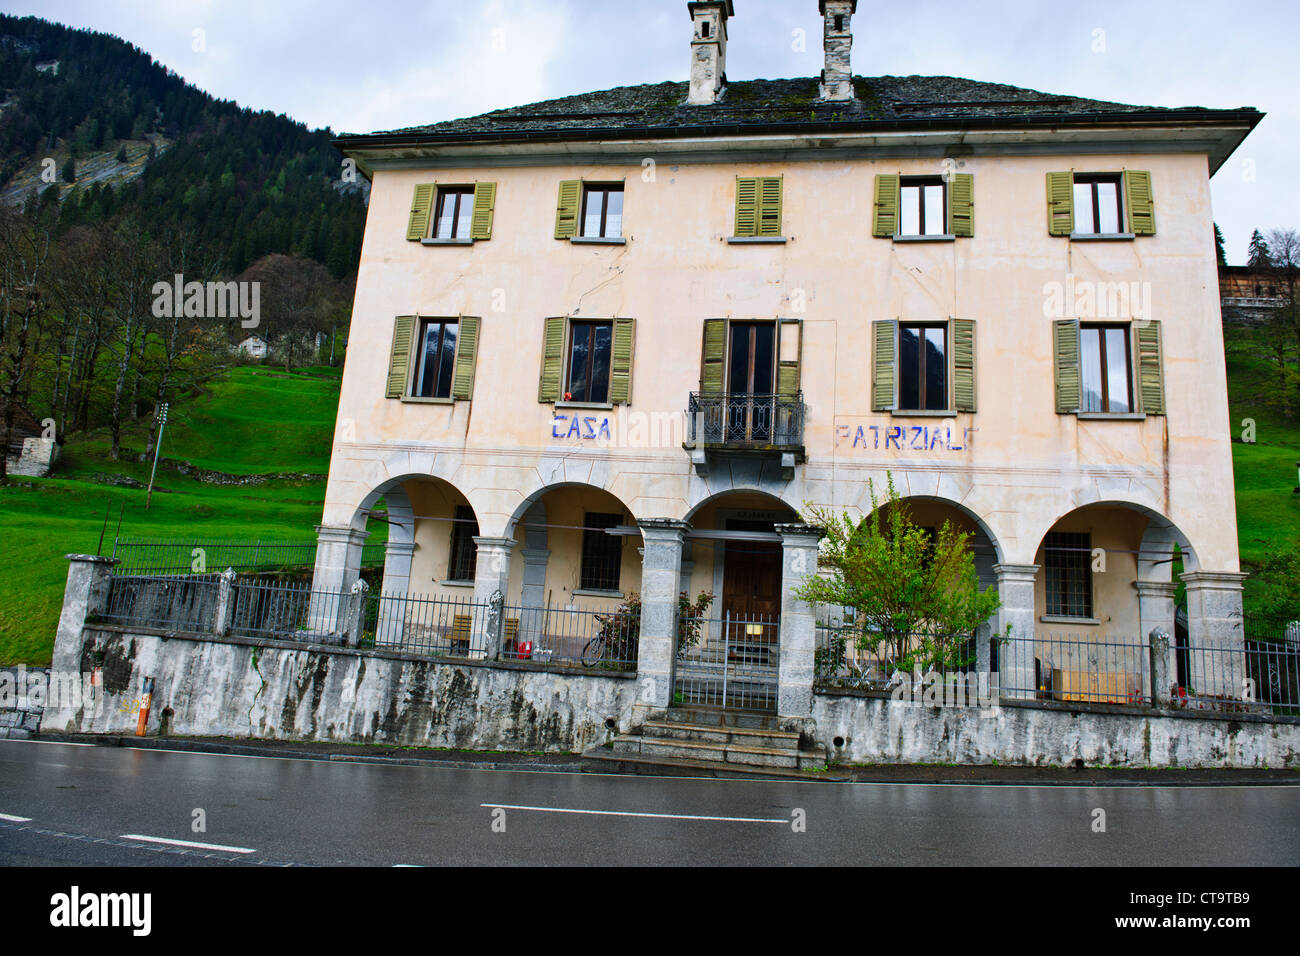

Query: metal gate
left=674, top=612, right=779, bottom=712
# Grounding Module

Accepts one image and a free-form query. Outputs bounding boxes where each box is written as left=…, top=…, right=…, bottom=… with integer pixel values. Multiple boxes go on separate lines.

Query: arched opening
left=1027, top=501, right=1198, bottom=702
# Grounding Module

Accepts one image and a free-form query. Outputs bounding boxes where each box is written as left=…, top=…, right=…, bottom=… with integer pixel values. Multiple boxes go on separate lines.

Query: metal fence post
left=1149, top=628, right=1172, bottom=706
left=213, top=567, right=237, bottom=636
left=346, top=578, right=369, bottom=647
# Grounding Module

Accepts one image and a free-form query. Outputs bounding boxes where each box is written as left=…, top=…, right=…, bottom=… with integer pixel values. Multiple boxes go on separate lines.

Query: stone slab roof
left=354, top=74, right=1252, bottom=141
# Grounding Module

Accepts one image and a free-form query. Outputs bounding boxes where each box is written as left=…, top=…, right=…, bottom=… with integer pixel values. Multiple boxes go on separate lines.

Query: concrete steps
left=585, top=707, right=833, bottom=779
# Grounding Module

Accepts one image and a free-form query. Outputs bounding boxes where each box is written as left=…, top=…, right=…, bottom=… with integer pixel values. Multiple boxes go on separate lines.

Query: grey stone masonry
left=45, top=554, right=117, bottom=731
left=687, top=1, right=732, bottom=106
left=637, top=519, right=690, bottom=715
left=818, top=1, right=856, bottom=101
left=472, top=537, right=515, bottom=658
left=776, top=523, right=824, bottom=717
left=994, top=563, right=1039, bottom=700
left=0, top=666, right=49, bottom=738
left=1182, top=571, right=1248, bottom=697
left=1149, top=628, right=1173, bottom=706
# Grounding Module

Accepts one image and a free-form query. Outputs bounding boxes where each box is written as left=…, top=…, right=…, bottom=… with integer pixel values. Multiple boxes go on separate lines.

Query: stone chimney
left=687, top=1, right=734, bottom=106
left=818, top=0, right=856, bottom=102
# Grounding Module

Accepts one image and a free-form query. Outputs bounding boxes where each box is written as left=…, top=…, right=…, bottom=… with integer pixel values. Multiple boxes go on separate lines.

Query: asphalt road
left=1, top=739, right=1297, bottom=866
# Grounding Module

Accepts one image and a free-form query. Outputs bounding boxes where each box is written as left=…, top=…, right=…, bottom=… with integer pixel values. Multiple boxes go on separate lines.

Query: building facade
left=317, top=1, right=1261, bottom=714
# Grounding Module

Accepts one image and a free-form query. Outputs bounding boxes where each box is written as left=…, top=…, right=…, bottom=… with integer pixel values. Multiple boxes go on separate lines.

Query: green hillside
left=0, top=366, right=386, bottom=665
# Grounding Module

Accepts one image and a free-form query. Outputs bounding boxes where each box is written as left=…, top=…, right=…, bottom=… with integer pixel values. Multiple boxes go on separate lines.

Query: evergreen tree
left=60, top=156, right=75, bottom=182
left=1248, top=229, right=1272, bottom=268
left=1214, top=222, right=1227, bottom=266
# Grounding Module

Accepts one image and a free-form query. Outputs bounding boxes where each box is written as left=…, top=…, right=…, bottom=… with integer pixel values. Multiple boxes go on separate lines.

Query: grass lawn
left=0, top=365, right=385, bottom=665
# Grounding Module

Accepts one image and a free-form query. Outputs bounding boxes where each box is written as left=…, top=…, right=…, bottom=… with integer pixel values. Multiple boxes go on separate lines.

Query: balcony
left=686, top=391, right=805, bottom=477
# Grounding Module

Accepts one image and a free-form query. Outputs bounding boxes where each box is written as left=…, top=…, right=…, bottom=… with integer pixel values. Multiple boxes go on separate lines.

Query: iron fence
left=227, top=578, right=347, bottom=641
left=368, top=591, right=491, bottom=658
left=501, top=602, right=639, bottom=670
left=999, top=633, right=1152, bottom=705
left=814, top=620, right=977, bottom=691
left=110, top=536, right=386, bottom=575
left=100, top=573, right=222, bottom=632
left=687, top=392, right=804, bottom=448
left=1168, top=639, right=1300, bottom=717
left=674, top=611, right=780, bottom=712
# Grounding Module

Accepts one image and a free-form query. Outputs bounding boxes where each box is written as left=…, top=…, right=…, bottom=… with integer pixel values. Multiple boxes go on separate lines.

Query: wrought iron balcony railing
left=687, top=391, right=805, bottom=450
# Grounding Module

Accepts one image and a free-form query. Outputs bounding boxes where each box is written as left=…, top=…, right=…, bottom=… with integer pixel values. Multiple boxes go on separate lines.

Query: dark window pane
left=581, top=512, right=622, bottom=591
left=589, top=324, right=612, bottom=403
left=924, top=326, right=946, bottom=410
left=898, top=326, right=920, bottom=410
left=447, top=505, right=479, bottom=582
left=729, top=324, right=752, bottom=393
left=569, top=327, right=589, bottom=401
left=751, top=324, right=774, bottom=394
left=437, top=323, right=458, bottom=397
left=1044, top=531, right=1092, bottom=617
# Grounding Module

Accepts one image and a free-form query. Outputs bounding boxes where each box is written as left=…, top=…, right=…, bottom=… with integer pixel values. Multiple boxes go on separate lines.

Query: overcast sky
left=5, top=0, right=1294, bottom=262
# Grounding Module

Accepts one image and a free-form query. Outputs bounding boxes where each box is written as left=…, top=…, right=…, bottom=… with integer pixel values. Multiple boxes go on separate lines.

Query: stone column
left=636, top=520, right=689, bottom=717
left=471, top=536, right=515, bottom=659
left=1149, top=628, right=1173, bottom=706
left=310, top=525, right=369, bottom=633
left=46, top=554, right=118, bottom=730
left=1182, top=571, right=1248, bottom=699
left=375, top=539, right=415, bottom=645
left=1135, top=580, right=1178, bottom=701
left=993, top=564, right=1040, bottom=700
left=213, top=567, right=237, bottom=636
left=776, top=523, right=824, bottom=718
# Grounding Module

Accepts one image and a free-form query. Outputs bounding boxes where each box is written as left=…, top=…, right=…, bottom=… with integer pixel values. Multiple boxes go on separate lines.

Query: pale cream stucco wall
left=323, top=149, right=1239, bottom=591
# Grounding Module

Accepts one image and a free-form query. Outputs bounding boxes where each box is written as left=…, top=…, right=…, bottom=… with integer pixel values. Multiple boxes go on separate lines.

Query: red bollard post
left=135, top=677, right=154, bottom=737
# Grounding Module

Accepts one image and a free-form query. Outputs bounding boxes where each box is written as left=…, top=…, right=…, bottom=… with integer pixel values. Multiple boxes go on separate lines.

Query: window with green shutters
left=384, top=315, right=481, bottom=401
left=872, top=318, right=976, bottom=412
left=873, top=173, right=973, bottom=238
left=537, top=317, right=636, bottom=405
left=1046, top=171, right=1155, bottom=237
left=733, top=176, right=783, bottom=238
left=405, top=182, right=497, bottom=241
left=1052, top=319, right=1165, bottom=415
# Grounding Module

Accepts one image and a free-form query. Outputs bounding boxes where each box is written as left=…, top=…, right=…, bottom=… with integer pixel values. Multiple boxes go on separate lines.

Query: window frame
left=431, top=186, right=476, bottom=240
left=898, top=176, right=948, bottom=238
left=1043, top=531, right=1094, bottom=619
left=1071, top=174, right=1124, bottom=237
left=896, top=322, right=950, bottom=412
left=446, top=505, right=479, bottom=583
left=579, top=512, right=623, bottom=592
left=411, top=317, right=459, bottom=399
left=564, top=320, right=614, bottom=404
left=1079, top=322, right=1134, bottom=415
left=579, top=183, right=624, bottom=239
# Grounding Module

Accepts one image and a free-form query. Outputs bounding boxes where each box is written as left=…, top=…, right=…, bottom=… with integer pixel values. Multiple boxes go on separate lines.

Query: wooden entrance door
left=721, top=540, right=782, bottom=621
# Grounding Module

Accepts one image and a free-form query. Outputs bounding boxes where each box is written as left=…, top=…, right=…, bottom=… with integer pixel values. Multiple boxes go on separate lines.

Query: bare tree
left=0, top=203, right=55, bottom=484
left=1266, top=228, right=1300, bottom=414
left=239, top=254, right=330, bottom=373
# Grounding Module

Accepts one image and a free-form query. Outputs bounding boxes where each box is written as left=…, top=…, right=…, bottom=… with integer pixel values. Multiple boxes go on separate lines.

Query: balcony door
left=727, top=322, right=775, bottom=443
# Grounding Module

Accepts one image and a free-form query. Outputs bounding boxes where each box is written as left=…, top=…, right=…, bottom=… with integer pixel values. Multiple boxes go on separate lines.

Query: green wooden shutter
left=470, top=182, right=496, bottom=240
left=406, top=184, right=435, bottom=241
left=609, top=318, right=635, bottom=405
left=758, top=176, right=783, bottom=237
left=1136, top=321, right=1165, bottom=414
left=734, top=177, right=759, bottom=237
left=952, top=318, right=976, bottom=411
left=1053, top=318, right=1081, bottom=413
left=1123, top=170, right=1155, bottom=236
left=386, top=315, right=417, bottom=398
left=538, top=317, right=566, bottom=402
left=451, top=316, right=480, bottom=400
left=872, top=320, right=897, bottom=411
left=554, top=180, right=581, bottom=239
left=948, top=173, right=974, bottom=238
left=700, top=319, right=727, bottom=396
left=777, top=319, right=801, bottom=397
left=1046, top=172, right=1074, bottom=237
left=872, top=174, right=899, bottom=238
